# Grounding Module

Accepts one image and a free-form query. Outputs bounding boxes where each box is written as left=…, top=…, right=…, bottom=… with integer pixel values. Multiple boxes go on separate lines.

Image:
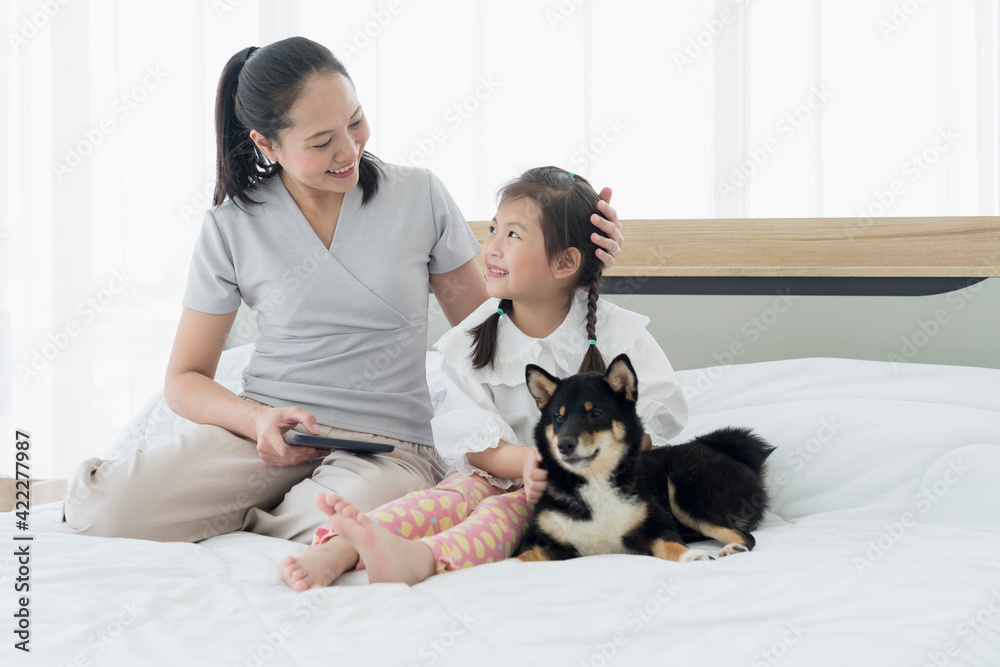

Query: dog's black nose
left=557, top=438, right=576, bottom=456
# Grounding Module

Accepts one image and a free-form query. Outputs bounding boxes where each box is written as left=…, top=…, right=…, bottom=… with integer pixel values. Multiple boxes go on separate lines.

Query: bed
left=3, top=216, right=999, bottom=666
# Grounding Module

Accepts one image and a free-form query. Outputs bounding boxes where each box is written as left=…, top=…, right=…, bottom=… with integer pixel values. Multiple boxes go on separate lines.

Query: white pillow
left=105, top=347, right=448, bottom=460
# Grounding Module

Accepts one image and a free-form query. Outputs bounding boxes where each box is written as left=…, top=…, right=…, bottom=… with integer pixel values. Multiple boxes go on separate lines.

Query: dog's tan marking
left=566, top=428, right=626, bottom=479
left=584, top=401, right=593, bottom=412
left=667, top=480, right=703, bottom=533
left=611, top=421, right=626, bottom=442
left=571, top=422, right=627, bottom=478
left=516, top=546, right=551, bottom=562
left=559, top=405, right=565, bottom=417
left=668, top=480, right=751, bottom=553
left=544, top=424, right=558, bottom=456
left=700, top=527, right=747, bottom=548
left=537, top=482, right=647, bottom=557
left=651, top=539, right=714, bottom=562
left=650, top=539, right=690, bottom=562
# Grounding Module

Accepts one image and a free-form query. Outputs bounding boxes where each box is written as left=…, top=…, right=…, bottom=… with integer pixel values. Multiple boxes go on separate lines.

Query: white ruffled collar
left=434, top=290, right=650, bottom=387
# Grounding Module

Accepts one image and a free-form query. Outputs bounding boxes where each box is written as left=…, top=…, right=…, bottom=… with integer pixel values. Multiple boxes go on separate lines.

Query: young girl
left=279, top=166, right=687, bottom=589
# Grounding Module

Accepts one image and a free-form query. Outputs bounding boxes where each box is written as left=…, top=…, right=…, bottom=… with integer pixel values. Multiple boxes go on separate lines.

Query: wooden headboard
left=466, top=216, right=1000, bottom=296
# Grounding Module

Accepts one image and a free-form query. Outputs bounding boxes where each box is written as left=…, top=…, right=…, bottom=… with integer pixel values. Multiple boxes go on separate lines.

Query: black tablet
left=283, top=433, right=395, bottom=453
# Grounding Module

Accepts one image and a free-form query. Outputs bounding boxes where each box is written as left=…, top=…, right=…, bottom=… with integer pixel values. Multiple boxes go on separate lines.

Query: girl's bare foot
left=278, top=539, right=359, bottom=591
left=327, top=497, right=436, bottom=585
left=278, top=493, right=361, bottom=591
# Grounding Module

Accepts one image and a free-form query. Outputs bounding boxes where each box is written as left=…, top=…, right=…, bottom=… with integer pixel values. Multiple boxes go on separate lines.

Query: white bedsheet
left=3, top=357, right=1000, bottom=666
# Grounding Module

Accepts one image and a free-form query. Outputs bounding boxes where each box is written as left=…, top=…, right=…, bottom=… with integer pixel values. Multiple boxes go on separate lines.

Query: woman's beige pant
left=61, top=400, right=446, bottom=544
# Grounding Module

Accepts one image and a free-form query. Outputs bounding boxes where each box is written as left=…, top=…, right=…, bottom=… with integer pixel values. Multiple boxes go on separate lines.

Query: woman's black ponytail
left=213, top=47, right=271, bottom=207
left=212, top=37, right=383, bottom=209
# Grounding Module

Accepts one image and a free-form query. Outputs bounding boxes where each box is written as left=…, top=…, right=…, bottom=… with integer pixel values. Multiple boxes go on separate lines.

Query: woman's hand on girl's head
left=522, top=449, right=548, bottom=505
left=591, top=187, right=624, bottom=269
left=254, top=406, right=325, bottom=467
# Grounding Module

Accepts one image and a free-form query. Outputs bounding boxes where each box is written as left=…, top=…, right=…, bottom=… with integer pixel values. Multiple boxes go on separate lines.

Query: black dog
left=515, top=354, right=774, bottom=563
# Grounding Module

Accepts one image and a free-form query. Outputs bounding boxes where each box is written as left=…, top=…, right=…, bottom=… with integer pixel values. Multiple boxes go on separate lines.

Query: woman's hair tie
left=496, top=308, right=505, bottom=317
left=588, top=339, right=597, bottom=345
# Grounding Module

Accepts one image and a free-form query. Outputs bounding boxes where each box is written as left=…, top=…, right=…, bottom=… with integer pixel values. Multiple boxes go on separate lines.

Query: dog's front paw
left=516, top=546, right=551, bottom=562
left=680, top=549, right=715, bottom=562
left=719, top=543, right=750, bottom=557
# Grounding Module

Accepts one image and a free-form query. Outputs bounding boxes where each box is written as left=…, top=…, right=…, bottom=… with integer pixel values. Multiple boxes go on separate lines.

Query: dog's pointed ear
left=526, top=365, right=560, bottom=409
left=604, top=354, right=638, bottom=402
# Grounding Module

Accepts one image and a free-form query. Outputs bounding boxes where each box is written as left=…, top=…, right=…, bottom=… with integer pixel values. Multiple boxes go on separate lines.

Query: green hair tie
left=496, top=308, right=505, bottom=317
left=588, top=339, right=597, bottom=345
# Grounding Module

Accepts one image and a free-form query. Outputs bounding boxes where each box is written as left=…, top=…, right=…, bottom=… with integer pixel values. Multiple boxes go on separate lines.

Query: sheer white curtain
left=3, top=0, right=997, bottom=478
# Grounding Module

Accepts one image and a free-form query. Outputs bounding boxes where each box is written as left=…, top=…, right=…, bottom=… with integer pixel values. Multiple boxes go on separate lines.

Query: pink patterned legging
left=312, top=473, right=533, bottom=573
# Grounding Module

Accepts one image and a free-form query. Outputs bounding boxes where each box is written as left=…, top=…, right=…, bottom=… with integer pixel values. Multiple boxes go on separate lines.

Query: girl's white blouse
left=431, top=291, right=689, bottom=488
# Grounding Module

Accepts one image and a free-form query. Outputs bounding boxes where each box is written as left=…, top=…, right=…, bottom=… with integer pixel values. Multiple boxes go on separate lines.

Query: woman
left=61, top=36, right=624, bottom=545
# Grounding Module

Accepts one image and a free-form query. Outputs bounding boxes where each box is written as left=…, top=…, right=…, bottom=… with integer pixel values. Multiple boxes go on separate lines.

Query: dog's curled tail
left=693, top=426, right=775, bottom=476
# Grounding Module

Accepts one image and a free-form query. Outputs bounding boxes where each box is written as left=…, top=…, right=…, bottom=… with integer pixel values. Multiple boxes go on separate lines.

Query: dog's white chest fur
left=538, top=480, right=647, bottom=556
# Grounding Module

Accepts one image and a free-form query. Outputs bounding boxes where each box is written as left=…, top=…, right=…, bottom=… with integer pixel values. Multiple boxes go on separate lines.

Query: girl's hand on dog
left=254, top=406, right=325, bottom=467
left=523, top=450, right=548, bottom=505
